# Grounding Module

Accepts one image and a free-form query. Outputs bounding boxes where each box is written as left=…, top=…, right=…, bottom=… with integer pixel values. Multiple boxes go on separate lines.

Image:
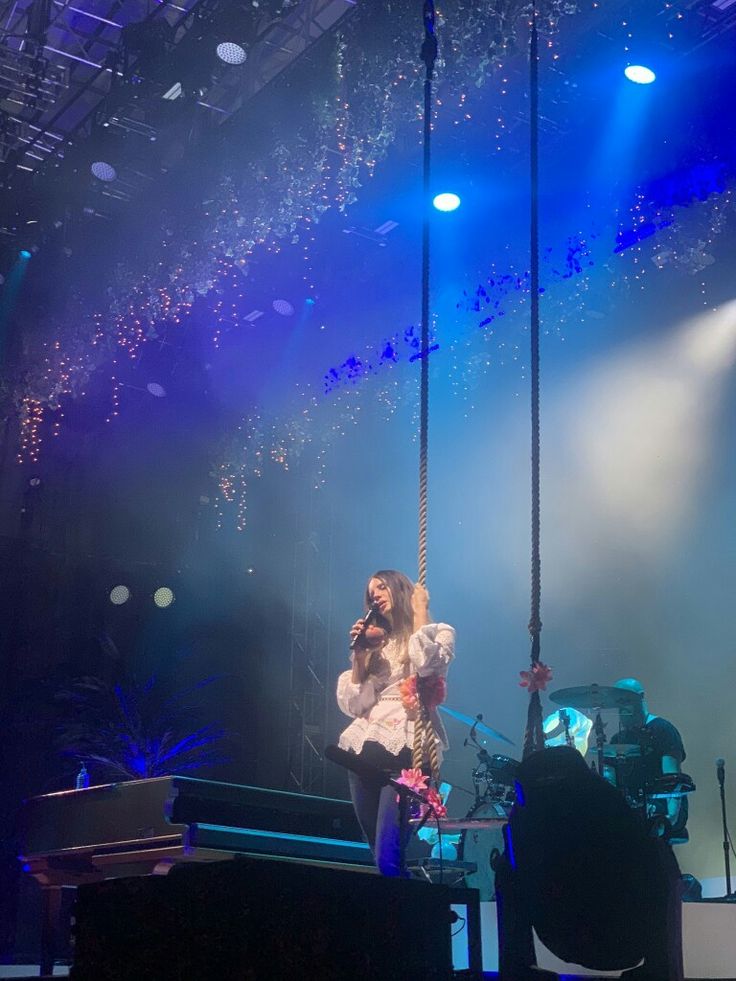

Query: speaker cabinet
left=71, top=858, right=453, bottom=980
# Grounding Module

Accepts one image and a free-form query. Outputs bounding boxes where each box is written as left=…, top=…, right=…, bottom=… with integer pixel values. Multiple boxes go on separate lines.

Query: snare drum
left=458, top=799, right=511, bottom=900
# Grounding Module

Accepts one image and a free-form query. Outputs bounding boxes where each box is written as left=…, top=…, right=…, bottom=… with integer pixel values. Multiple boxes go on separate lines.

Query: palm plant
left=55, top=673, right=230, bottom=781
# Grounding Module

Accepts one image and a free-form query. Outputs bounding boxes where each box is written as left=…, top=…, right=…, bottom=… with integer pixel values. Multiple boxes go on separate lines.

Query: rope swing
left=522, top=0, right=548, bottom=760
left=412, top=0, right=441, bottom=784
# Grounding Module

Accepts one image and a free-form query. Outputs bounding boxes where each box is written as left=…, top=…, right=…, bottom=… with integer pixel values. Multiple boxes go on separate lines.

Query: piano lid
left=18, top=776, right=364, bottom=860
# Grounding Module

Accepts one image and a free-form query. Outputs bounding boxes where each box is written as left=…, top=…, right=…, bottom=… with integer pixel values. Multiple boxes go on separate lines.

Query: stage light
left=624, top=65, right=656, bottom=85
left=273, top=299, right=294, bottom=316
left=146, top=382, right=167, bottom=398
left=216, top=42, right=247, bottom=65
left=109, top=585, right=131, bottom=605
left=433, top=192, right=461, bottom=212
left=153, top=586, right=174, bottom=608
left=91, top=161, right=117, bottom=181
left=19, top=249, right=32, bottom=260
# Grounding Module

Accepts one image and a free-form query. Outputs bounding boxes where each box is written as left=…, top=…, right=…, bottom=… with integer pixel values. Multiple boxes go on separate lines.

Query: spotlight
left=19, top=249, right=32, bottom=260
left=153, top=586, right=175, bottom=608
left=109, top=585, right=131, bottom=605
left=146, top=382, right=167, bottom=398
left=27, top=475, right=42, bottom=488
left=91, top=161, right=117, bottom=182
left=272, top=299, right=294, bottom=316
left=624, top=65, right=656, bottom=85
left=216, top=42, right=247, bottom=65
left=433, top=192, right=461, bottom=212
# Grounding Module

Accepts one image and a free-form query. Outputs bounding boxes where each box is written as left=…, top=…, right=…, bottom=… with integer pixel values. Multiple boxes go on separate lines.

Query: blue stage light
left=624, top=65, right=656, bottom=85
left=19, top=249, right=32, bottom=259
left=433, top=192, right=461, bottom=212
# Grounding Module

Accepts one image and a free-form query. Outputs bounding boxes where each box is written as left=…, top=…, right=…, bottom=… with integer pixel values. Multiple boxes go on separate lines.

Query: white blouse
left=336, top=622, right=455, bottom=759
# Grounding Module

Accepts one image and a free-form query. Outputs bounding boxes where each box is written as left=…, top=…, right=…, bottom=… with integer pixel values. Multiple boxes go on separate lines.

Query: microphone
left=717, top=758, right=726, bottom=788
left=349, top=602, right=381, bottom=650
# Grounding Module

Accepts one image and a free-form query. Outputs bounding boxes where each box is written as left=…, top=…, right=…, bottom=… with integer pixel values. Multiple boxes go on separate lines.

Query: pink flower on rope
left=424, top=787, right=448, bottom=819
left=400, top=674, right=447, bottom=713
left=519, top=660, right=553, bottom=693
left=399, top=676, right=421, bottom=714
left=394, top=770, right=447, bottom=819
left=395, top=768, right=429, bottom=795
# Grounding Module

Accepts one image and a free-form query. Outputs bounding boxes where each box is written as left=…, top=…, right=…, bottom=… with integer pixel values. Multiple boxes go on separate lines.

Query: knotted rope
left=523, top=0, right=545, bottom=760
left=412, top=0, right=441, bottom=784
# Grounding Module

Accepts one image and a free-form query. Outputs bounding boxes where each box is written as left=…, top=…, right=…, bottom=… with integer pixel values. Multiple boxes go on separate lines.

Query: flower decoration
left=395, top=767, right=429, bottom=795
left=519, top=660, right=553, bottom=693
left=394, top=768, right=447, bottom=820
left=399, top=674, right=447, bottom=714
left=423, top=786, right=448, bottom=819
left=399, top=676, right=421, bottom=714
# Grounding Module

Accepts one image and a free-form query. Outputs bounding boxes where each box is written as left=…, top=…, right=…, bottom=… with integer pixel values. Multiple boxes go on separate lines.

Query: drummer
left=608, top=677, right=689, bottom=843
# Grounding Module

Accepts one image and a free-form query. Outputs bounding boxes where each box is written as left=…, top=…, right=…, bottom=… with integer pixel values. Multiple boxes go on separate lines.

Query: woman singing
left=336, top=570, right=455, bottom=876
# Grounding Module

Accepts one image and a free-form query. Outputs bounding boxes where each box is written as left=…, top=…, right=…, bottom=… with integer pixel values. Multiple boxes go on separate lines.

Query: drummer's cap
left=613, top=678, right=645, bottom=696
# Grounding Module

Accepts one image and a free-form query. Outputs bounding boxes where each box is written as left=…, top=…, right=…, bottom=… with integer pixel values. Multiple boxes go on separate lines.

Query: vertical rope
left=523, top=0, right=545, bottom=760
left=413, top=0, right=439, bottom=783
left=417, top=0, right=435, bottom=592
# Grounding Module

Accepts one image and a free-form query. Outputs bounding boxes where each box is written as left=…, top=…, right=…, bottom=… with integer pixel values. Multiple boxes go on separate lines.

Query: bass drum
left=458, top=799, right=511, bottom=901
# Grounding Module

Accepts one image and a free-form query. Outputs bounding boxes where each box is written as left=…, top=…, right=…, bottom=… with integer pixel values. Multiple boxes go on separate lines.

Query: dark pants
left=347, top=742, right=412, bottom=877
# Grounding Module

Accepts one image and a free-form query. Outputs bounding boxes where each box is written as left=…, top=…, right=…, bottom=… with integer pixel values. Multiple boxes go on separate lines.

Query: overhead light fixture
left=374, top=220, right=399, bottom=235
left=91, top=161, right=117, bottom=181
left=244, top=309, right=264, bottom=322
left=146, top=382, right=167, bottom=398
left=272, top=299, right=294, bottom=316
left=19, top=249, right=32, bottom=259
left=162, top=82, right=183, bottom=101
left=216, top=42, right=247, bottom=65
left=712, top=0, right=736, bottom=10
left=433, top=192, right=461, bottom=212
left=109, top=585, right=131, bottom=605
left=153, top=586, right=175, bottom=608
left=624, top=64, right=656, bottom=85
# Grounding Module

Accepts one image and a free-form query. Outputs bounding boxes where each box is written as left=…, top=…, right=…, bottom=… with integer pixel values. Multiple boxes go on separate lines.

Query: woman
left=336, top=569, right=454, bottom=876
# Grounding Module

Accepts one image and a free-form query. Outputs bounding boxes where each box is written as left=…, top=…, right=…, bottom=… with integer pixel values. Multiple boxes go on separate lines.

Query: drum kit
left=413, top=687, right=695, bottom=897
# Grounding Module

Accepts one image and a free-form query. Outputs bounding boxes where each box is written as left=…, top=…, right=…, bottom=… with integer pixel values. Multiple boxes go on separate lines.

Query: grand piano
left=18, top=775, right=373, bottom=975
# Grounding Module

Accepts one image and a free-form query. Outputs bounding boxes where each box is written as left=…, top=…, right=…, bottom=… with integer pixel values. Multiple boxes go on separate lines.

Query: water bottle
left=75, top=763, right=90, bottom=790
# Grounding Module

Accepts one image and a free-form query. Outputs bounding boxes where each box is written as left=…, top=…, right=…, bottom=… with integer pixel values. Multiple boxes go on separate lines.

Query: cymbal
left=438, top=705, right=515, bottom=747
left=550, top=684, right=643, bottom=712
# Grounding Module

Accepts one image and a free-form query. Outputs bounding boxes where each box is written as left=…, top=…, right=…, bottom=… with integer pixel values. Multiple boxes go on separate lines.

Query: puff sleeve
left=408, top=623, right=455, bottom=678
left=336, top=667, right=380, bottom=719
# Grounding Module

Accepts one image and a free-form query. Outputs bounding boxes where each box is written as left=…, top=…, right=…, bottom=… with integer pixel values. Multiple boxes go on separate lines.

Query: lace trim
left=338, top=725, right=411, bottom=758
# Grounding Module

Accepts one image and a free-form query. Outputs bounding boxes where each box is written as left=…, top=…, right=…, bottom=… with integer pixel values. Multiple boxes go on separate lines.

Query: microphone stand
left=592, top=709, right=606, bottom=777
left=718, top=764, right=732, bottom=898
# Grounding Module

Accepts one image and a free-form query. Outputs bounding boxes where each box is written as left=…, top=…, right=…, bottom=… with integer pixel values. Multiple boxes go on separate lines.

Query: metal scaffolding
left=286, top=513, right=334, bottom=796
